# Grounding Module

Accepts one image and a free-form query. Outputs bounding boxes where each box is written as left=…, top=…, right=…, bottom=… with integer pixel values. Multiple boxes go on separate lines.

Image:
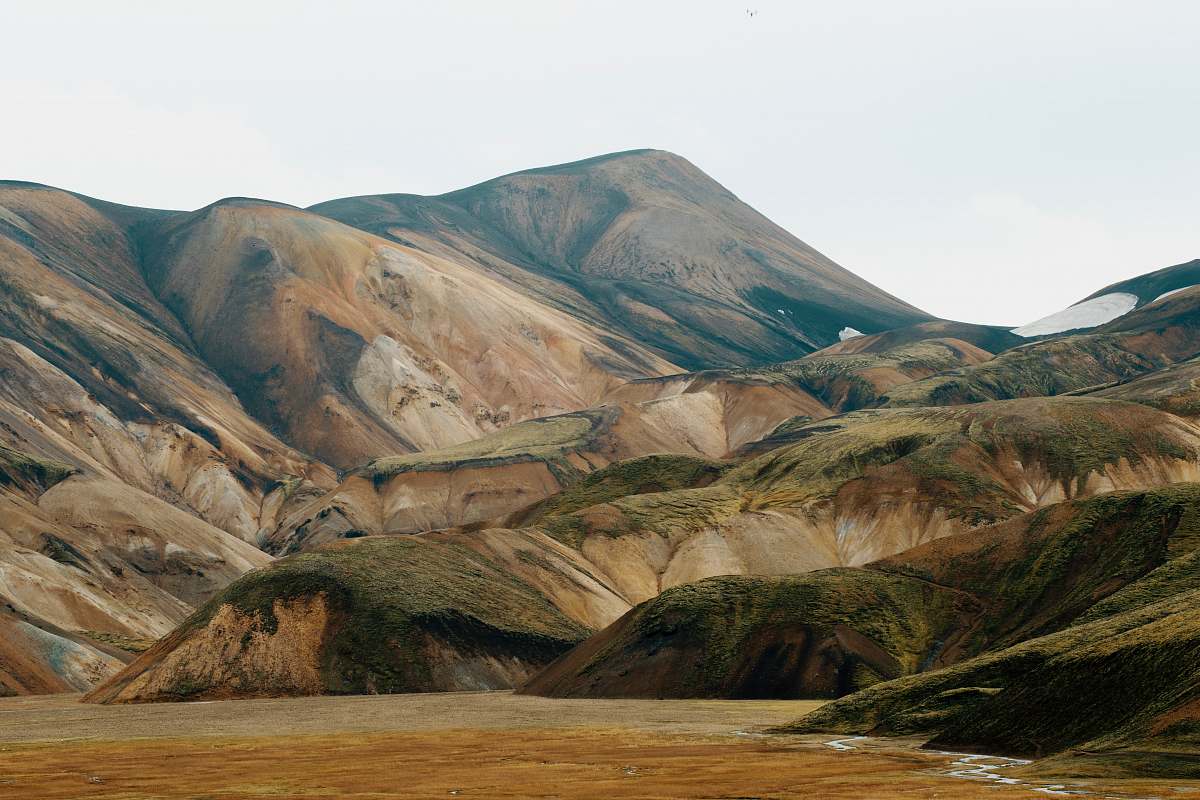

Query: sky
left=3, top=0, right=1197, bottom=326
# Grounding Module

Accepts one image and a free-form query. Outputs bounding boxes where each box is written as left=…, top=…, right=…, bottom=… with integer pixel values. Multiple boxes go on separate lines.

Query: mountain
left=1012, top=258, right=1200, bottom=337
left=311, top=150, right=932, bottom=369
left=524, top=485, right=1200, bottom=701
left=882, top=288, right=1200, bottom=407
left=264, top=336, right=989, bottom=553
left=5, top=151, right=928, bottom=693
left=139, top=196, right=677, bottom=469
left=86, top=395, right=1200, bottom=703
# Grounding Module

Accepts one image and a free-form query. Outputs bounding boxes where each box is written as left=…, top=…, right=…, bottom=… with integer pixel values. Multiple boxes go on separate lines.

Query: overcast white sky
left=4, top=1, right=1197, bottom=325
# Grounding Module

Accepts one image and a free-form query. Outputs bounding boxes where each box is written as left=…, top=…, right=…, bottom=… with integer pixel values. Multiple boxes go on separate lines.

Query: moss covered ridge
left=493, top=452, right=732, bottom=530
left=85, top=536, right=589, bottom=703
left=772, top=483, right=1200, bottom=776
left=521, top=570, right=982, bottom=699
left=522, top=485, right=1200, bottom=705
left=354, top=407, right=613, bottom=482
left=0, top=443, right=78, bottom=496
left=535, top=397, right=1200, bottom=551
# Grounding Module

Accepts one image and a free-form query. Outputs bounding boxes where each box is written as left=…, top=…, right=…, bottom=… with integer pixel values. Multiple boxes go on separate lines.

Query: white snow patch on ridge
left=1153, top=285, right=1198, bottom=303
left=838, top=327, right=863, bottom=341
left=1012, top=292, right=1137, bottom=338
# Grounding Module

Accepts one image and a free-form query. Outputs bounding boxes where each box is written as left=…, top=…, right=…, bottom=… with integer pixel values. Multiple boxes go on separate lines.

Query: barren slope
left=312, top=150, right=932, bottom=369
left=141, top=198, right=676, bottom=469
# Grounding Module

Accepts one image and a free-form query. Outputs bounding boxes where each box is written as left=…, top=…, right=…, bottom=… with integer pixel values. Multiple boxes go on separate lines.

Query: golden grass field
left=0, top=692, right=1197, bottom=799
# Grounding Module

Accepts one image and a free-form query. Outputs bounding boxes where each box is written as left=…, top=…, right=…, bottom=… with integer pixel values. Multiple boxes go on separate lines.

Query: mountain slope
left=140, top=198, right=676, bottom=468
left=90, top=396, right=1200, bottom=703
left=311, top=150, right=932, bottom=369
left=524, top=485, right=1200, bottom=705
left=1012, top=258, right=1200, bottom=337
left=882, top=288, right=1200, bottom=408
left=265, top=337, right=992, bottom=553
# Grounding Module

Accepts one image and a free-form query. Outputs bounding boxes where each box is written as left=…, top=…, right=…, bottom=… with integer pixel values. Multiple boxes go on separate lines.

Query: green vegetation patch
left=881, top=333, right=1169, bottom=408
left=778, top=486, right=1200, bottom=775
left=540, top=398, right=1199, bottom=548
left=178, top=535, right=589, bottom=696
left=0, top=443, right=77, bottom=495
left=875, top=484, right=1200, bottom=652
left=528, top=570, right=979, bottom=699
left=356, top=410, right=605, bottom=481
left=507, top=453, right=731, bottom=528
left=82, top=631, right=158, bottom=654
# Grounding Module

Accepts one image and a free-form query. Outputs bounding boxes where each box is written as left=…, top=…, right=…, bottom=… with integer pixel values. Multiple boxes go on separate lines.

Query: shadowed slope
left=312, top=150, right=931, bottom=369
left=525, top=486, right=1200, bottom=706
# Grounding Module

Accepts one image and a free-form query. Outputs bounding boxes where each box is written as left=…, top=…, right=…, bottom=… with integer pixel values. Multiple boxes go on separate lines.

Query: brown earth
left=2, top=692, right=1193, bottom=799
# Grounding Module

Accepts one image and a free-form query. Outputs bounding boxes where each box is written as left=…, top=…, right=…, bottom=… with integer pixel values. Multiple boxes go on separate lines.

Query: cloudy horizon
left=4, top=0, right=1197, bottom=326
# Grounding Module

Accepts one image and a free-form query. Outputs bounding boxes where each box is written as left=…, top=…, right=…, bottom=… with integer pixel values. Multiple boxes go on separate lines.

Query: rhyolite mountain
left=310, top=150, right=931, bottom=368
left=86, top=395, right=1200, bottom=703
left=5, top=153, right=1200, bottom=781
left=0, top=151, right=933, bottom=694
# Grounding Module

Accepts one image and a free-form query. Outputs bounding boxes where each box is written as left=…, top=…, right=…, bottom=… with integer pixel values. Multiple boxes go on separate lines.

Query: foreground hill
left=312, top=150, right=932, bottom=368
left=83, top=533, right=605, bottom=703
left=86, top=396, right=1200, bottom=702
left=524, top=485, right=1200, bottom=701
left=780, top=492, right=1200, bottom=777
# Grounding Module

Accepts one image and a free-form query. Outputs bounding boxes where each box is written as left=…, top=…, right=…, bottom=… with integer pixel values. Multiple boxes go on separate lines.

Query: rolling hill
left=86, top=396, right=1200, bottom=702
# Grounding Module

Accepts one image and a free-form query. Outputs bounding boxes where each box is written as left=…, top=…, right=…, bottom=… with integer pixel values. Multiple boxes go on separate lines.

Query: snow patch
left=1153, top=285, right=1197, bottom=303
left=838, top=327, right=863, bottom=341
left=1012, top=292, right=1137, bottom=337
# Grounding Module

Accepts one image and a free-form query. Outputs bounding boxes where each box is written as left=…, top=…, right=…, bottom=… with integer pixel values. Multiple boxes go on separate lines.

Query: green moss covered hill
left=770, top=485, right=1200, bottom=777
left=523, top=485, right=1200, bottom=710
left=534, top=396, right=1200, bottom=552
left=84, top=535, right=588, bottom=703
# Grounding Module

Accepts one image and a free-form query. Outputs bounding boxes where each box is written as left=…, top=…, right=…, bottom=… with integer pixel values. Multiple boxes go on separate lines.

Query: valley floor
left=0, top=692, right=1196, bottom=799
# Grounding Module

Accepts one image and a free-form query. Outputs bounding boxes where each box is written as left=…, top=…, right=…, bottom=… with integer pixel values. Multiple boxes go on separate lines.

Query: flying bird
left=746, top=8, right=758, bottom=17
